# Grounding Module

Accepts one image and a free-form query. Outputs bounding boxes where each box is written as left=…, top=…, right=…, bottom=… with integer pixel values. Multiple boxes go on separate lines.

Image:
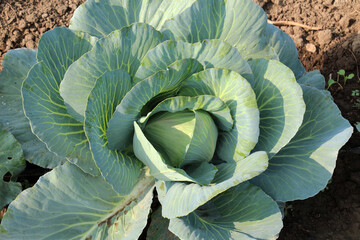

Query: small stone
left=25, top=40, right=36, bottom=49
left=18, top=19, right=27, bottom=30
left=12, top=30, right=21, bottom=38
left=42, top=13, right=49, bottom=18
left=25, top=13, right=36, bottom=23
left=305, top=43, right=316, bottom=53
left=56, top=6, right=67, bottom=15
left=10, top=30, right=21, bottom=42
left=24, top=34, right=34, bottom=42
left=317, top=29, right=332, bottom=46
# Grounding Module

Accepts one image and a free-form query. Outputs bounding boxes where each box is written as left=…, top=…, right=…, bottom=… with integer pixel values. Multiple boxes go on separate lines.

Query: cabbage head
left=0, top=0, right=353, bottom=239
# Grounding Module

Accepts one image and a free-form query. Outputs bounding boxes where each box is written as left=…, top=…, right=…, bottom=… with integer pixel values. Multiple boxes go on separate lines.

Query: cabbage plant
left=0, top=0, right=353, bottom=239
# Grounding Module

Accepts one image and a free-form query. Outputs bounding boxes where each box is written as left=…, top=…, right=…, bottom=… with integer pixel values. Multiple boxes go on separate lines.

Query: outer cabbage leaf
left=85, top=69, right=143, bottom=194
left=297, top=70, right=326, bottom=90
left=161, top=0, right=272, bottom=60
left=249, top=59, right=305, bottom=158
left=0, top=163, right=155, bottom=240
left=135, top=40, right=253, bottom=84
left=70, top=0, right=197, bottom=37
left=169, top=182, right=283, bottom=240
left=265, top=24, right=306, bottom=79
left=22, top=27, right=99, bottom=175
left=60, top=23, right=163, bottom=121
left=0, top=49, right=66, bottom=168
left=156, top=151, right=269, bottom=218
left=0, top=127, right=25, bottom=208
left=251, top=85, right=353, bottom=201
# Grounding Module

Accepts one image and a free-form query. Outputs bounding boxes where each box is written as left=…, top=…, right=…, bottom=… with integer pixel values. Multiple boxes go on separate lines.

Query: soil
left=1, top=0, right=360, bottom=239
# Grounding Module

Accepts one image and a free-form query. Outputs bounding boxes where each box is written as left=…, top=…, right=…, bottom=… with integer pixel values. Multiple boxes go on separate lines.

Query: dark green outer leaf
left=69, top=0, right=197, bottom=37
left=22, top=27, right=99, bottom=176
left=249, top=59, right=305, bottom=159
left=265, top=24, right=305, bottom=79
left=251, top=85, right=353, bottom=201
left=1, top=163, right=155, bottom=240
left=169, top=182, right=283, bottom=240
left=161, top=0, right=271, bottom=60
left=0, top=127, right=25, bottom=208
left=60, top=23, right=164, bottom=122
left=0, top=49, right=66, bottom=168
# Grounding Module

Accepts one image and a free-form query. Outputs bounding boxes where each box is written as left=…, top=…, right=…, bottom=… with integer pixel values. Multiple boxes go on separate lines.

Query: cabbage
left=0, top=0, right=352, bottom=239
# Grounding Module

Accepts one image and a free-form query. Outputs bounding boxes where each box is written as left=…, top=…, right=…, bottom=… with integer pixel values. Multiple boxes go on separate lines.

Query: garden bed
left=0, top=0, right=359, bottom=239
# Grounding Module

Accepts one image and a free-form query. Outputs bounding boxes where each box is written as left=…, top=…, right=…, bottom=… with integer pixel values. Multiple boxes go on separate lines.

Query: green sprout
left=337, top=69, right=355, bottom=85
left=327, top=78, right=338, bottom=90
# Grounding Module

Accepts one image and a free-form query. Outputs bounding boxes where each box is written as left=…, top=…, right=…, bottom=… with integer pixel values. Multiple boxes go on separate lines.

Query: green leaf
left=146, top=208, right=180, bottom=240
left=139, top=95, right=233, bottom=132
left=297, top=70, right=325, bottom=90
left=169, top=182, right=283, bottom=240
left=135, top=39, right=253, bottom=86
left=1, top=163, right=155, bottom=240
left=107, top=58, right=203, bottom=150
left=156, top=151, right=269, bottom=218
left=249, top=59, right=305, bottom=158
left=143, top=109, right=219, bottom=168
left=70, top=0, right=197, bottom=37
left=21, top=27, right=99, bottom=176
left=0, top=127, right=25, bottom=208
left=143, top=110, right=196, bottom=168
left=0, top=49, right=66, bottom=168
left=161, top=0, right=271, bottom=60
left=60, top=23, right=163, bottom=121
left=251, top=85, right=353, bottom=201
left=179, top=68, right=259, bottom=162
left=265, top=24, right=306, bottom=79
left=133, top=122, right=215, bottom=185
left=337, top=69, right=345, bottom=76
left=84, top=69, right=143, bottom=194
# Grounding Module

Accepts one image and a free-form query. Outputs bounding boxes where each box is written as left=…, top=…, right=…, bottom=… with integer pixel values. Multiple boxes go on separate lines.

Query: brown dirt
left=1, top=0, right=360, bottom=239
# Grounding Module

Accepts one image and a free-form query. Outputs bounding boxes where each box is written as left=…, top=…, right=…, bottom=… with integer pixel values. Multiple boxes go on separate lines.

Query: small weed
left=337, top=69, right=355, bottom=85
left=352, top=90, right=359, bottom=97
left=327, top=78, right=338, bottom=90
